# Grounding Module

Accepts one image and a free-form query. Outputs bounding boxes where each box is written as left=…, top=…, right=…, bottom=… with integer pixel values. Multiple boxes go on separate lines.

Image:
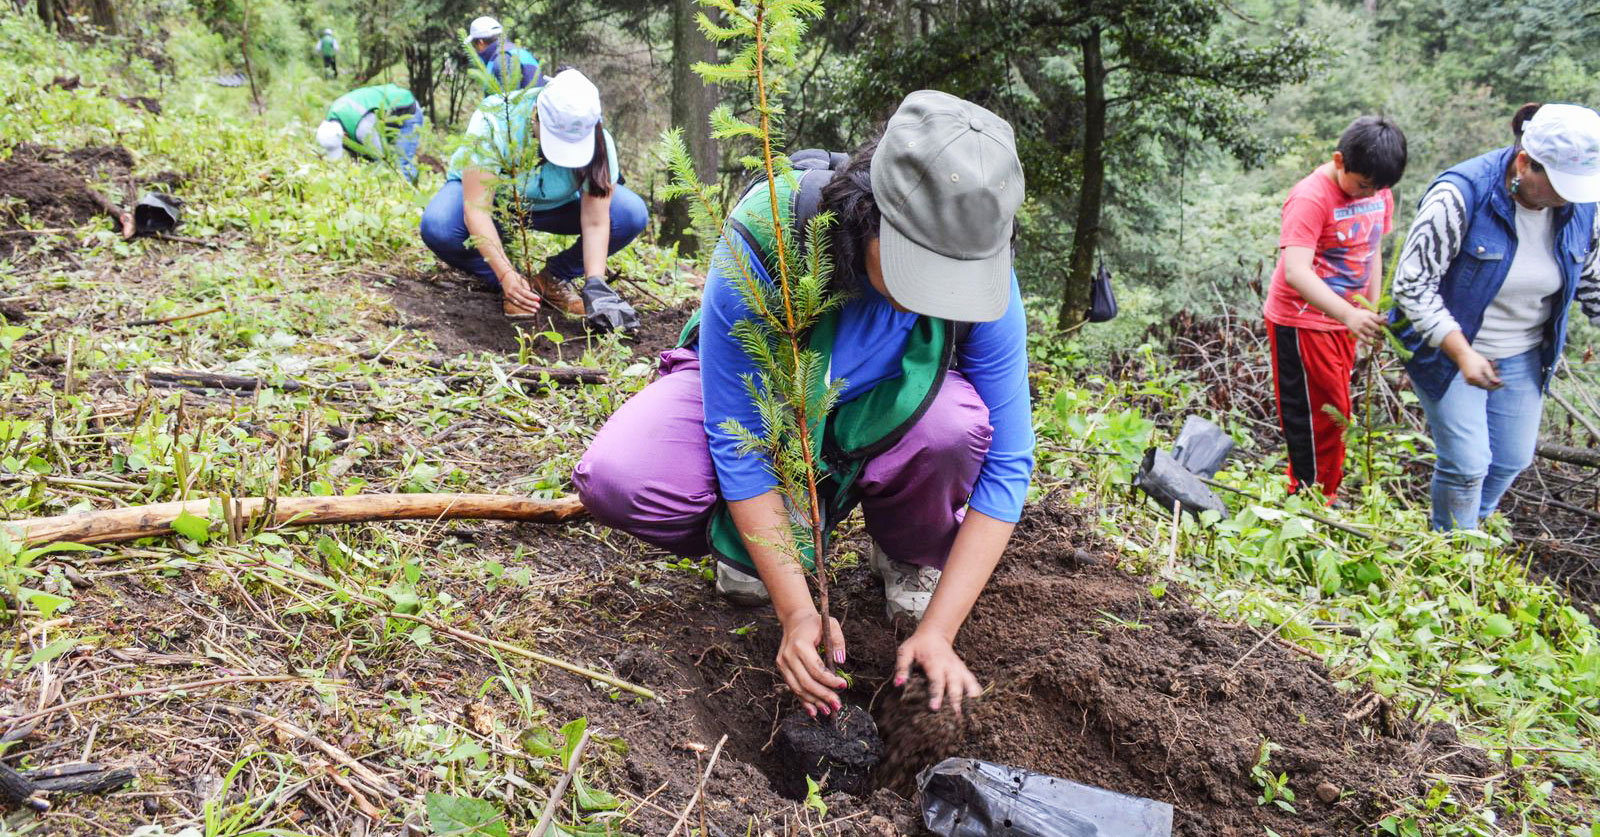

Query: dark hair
left=1337, top=116, right=1408, bottom=189
left=816, top=140, right=880, bottom=292
left=1511, top=102, right=1546, bottom=173
left=575, top=125, right=612, bottom=197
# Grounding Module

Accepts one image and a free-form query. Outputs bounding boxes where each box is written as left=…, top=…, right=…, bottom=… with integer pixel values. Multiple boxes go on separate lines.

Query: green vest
left=686, top=168, right=960, bottom=572
left=319, top=35, right=336, bottom=57
left=328, top=85, right=415, bottom=157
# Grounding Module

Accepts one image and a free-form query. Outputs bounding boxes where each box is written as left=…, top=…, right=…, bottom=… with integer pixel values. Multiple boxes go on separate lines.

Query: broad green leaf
left=574, top=776, right=619, bottom=811
left=1482, top=614, right=1515, bottom=638
left=26, top=637, right=79, bottom=669
left=425, top=792, right=509, bottom=837
left=20, top=588, right=71, bottom=619
left=171, top=510, right=211, bottom=543
left=559, top=717, right=588, bottom=769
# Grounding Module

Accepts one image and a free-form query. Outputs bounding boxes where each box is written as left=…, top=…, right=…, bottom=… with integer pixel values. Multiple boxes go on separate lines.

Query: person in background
left=1393, top=103, right=1600, bottom=530
left=1263, top=116, right=1408, bottom=502
left=574, top=91, right=1036, bottom=718
left=418, top=68, right=646, bottom=329
left=468, top=17, right=543, bottom=94
left=315, top=84, right=423, bottom=184
left=316, top=29, right=339, bottom=78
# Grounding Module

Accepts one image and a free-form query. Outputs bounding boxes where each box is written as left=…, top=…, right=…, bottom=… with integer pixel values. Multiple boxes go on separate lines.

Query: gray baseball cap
left=871, top=90, right=1024, bottom=322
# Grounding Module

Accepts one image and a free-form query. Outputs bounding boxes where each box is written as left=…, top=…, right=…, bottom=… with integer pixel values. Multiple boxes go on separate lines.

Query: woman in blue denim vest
left=1393, top=103, right=1600, bottom=530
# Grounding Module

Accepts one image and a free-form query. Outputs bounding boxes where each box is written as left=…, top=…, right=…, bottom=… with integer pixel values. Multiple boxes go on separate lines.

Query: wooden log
left=3, top=493, right=588, bottom=548
left=1536, top=441, right=1600, bottom=469
left=23, top=762, right=136, bottom=795
left=141, top=366, right=609, bottom=395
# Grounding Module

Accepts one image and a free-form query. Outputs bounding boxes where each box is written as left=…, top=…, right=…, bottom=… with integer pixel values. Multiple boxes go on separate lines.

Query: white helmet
left=468, top=17, right=503, bottom=40
left=322, top=28, right=332, bottom=35
left=316, top=120, right=346, bottom=160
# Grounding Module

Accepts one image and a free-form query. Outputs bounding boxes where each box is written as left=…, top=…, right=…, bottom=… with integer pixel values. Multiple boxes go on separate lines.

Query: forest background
left=138, top=0, right=1600, bottom=343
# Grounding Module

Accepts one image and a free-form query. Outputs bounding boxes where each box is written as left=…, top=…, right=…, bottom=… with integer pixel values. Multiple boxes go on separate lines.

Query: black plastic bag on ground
left=918, top=758, right=1173, bottom=837
left=1133, top=447, right=1229, bottom=520
left=1170, top=415, right=1234, bottom=479
left=133, top=193, right=183, bottom=236
left=579, top=276, right=639, bottom=334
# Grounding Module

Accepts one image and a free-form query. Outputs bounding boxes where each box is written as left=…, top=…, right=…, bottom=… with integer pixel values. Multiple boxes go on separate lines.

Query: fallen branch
left=531, top=726, right=593, bottom=837
left=666, top=734, right=727, bottom=837
left=126, top=305, right=225, bottom=327
left=1535, top=441, right=1600, bottom=470
left=205, top=703, right=401, bottom=799
left=0, top=674, right=307, bottom=733
left=5, top=492, right=589, bottom=548
left=139, top=366, right=609, bottom=395
left=1549, top=388, right=1600, bottom=444
left=1199, top=477, right=1405, bottom=549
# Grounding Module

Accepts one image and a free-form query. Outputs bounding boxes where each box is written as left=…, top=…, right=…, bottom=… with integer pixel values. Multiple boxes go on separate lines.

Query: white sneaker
left=868, top=541, right=939, bottom=622
left=715, top=561, right=770, bottom=606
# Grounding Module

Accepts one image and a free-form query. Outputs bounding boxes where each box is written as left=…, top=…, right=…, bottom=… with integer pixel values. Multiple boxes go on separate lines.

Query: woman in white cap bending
left=419, top=68, right=646, bottom=330
left=1393, top=102, right=1600, bottom=530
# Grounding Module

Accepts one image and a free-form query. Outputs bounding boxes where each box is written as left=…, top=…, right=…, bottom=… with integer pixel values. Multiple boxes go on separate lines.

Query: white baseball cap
left=316, top=120, right=345, bottom=159
left=1523, top=103, right=1600, bottom=203
left=468, top=17, right=502, bottom=41
left=536, top=69, right=603, bottom=169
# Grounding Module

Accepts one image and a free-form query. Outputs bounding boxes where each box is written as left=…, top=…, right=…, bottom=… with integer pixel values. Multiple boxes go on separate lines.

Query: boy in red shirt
left=1265, top=116, right=1407, bottom=501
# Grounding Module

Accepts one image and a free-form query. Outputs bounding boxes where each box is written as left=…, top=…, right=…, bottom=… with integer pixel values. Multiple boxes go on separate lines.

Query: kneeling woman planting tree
left=574, top=0, right=1034, bottom=738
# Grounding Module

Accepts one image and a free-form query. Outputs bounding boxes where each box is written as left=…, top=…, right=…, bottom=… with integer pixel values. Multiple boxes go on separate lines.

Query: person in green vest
left=315, top=84, right=422, bottom=183
left=315, top=29, right=339, bottom=78
left=574, top=91, right=1035, bottom=718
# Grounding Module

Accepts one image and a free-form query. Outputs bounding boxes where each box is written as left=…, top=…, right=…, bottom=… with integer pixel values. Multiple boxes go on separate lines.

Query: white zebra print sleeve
left=1393, top=182, right=1468, bottom=348
left=1579, top=213, right=1600, bottom=325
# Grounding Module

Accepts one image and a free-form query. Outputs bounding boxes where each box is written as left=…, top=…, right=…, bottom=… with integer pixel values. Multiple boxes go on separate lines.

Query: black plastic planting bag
left=918, top=758, right=1173, bottom=837
left=1133, top=447, right=1229, bottom=520
left=1170, top=415, right=1234, bottom=479
left=1087, top=261, right=1118, bottom=323
left=579, top=276, right=640, bottom=334
left=133, top=193, right=183, bottom=236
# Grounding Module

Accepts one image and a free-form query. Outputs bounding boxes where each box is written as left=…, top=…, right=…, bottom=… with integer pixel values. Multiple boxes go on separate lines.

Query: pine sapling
left=456, top=32, right=543, bottom=288
left=658, top=0, right=849, bottom=674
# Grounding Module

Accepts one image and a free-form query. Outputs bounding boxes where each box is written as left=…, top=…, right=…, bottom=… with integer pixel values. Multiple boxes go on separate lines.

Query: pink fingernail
left=820, top=704, right=830, bottom=716
left=894, top=676, right=906, bottom=686
left=806, top=705, right=816, bottom=718
left=833, top=650, right=845, bottom=664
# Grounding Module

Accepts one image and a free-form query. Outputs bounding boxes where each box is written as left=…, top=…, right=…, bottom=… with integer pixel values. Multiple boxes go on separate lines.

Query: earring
left=1511, top=176, right=1521, bottom=195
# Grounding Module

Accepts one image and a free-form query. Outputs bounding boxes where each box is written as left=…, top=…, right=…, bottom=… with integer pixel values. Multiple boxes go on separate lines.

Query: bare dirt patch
left=376, top=268, right=692, bottom=362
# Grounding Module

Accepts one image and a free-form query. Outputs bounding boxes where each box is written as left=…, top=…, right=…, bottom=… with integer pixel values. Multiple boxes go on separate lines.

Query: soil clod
left=774, top=704, right=884, bottom=799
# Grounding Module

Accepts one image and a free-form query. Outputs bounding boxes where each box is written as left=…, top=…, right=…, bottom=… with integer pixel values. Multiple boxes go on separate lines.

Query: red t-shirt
left=1264, top=164, right=1394, bottom=331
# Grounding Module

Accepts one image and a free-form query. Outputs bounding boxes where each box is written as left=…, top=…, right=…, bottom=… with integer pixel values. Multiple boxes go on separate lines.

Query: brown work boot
left=531, top=271, right=585, bottom=317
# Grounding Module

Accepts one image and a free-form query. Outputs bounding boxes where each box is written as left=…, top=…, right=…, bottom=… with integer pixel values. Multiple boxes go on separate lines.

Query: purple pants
left=573, top=348, right=993, bottom=568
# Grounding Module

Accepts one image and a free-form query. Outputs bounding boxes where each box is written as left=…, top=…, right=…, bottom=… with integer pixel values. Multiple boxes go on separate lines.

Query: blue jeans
left=391, top=111, right=421, bottom=183
left=1415, top=347, right=1545, bottom=530
left=418, top=180, right=649, bottom=284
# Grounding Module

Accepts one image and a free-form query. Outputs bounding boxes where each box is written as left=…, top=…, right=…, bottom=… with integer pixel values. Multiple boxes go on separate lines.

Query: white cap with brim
left=316, top=120, right=345, bottom=160
left=536, top=69, right=603, bottom=169
left=468, top=17, right=502, bottom=41
left=1523, top=103, right=1600, bottom=204
left=870, top=90, right=1025, bottom=322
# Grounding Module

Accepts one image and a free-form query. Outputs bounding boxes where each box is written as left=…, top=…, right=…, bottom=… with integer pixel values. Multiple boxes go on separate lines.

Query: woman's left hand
left=894, top=628, right=981, bottom=716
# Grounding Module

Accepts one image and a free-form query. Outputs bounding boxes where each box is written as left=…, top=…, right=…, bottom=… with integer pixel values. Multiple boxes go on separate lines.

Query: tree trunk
left=36, top=0, right=69, bottom=32
left=1058, top=26, right=1106, bottom=331
left=88, top=0, right=117, bottom=33
left=661, top=0, right=720, bottom=254
left=239, top=0, right=262, bottom=110
left=405, top=42, right=439, bottom=125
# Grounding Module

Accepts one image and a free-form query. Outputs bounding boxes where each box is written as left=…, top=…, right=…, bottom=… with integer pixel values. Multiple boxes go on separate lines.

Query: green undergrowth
left=1032, top=346, right=1600, bottom=835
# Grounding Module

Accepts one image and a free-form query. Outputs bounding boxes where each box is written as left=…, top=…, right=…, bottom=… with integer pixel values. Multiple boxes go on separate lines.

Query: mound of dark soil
left=380, top=268, right=692, bottom=361
left=0, top=143, right=139, bottom=260
left=514, top=497, right=1490, bottom=834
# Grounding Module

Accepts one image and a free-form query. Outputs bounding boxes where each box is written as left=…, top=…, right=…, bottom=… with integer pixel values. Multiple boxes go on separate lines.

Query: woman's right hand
left=1457, top=348, right=1502, bottom=390
left=775, top=606, right=846, bottom=717
left=499, top=270, right=543, bottom=313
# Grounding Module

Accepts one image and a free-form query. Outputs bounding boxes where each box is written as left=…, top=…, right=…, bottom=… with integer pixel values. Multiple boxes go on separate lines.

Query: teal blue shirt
left=446, top=87, right=620, bottom=212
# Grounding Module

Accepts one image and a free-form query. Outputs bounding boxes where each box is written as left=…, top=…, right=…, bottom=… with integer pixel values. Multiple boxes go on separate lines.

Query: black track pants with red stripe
left=1267, top=320, right=1356, bottom=500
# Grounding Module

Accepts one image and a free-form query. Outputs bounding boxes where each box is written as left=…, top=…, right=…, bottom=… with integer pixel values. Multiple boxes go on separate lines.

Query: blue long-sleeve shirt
left=699, top=236, right=1035, bottom=523
left=477, top=41, right=542, bottom=92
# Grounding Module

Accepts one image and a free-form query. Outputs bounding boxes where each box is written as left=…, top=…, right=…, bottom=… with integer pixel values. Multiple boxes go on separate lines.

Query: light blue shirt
left=446, top=87, right=620, bottom=212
